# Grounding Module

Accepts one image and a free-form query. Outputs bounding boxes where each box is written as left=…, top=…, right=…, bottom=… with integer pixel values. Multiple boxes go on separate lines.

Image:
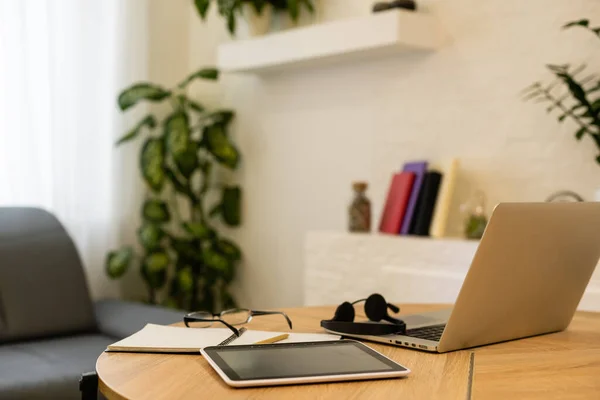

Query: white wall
left=183, top=0, right=600, bottom=308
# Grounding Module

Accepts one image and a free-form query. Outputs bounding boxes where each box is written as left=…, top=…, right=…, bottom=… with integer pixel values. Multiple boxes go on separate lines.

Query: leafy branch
left=523, top=19, right=600, bottom=163
left=193, top=0, right=314, bottom=35
left=106, top=67, right=242, bottom=312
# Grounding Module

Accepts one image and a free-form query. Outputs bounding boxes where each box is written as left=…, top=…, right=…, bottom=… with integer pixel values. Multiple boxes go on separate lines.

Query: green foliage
left=106, top=248, right=133, bottom=278
left=116, top=115, right=156, bottom=145
left=140, top=138, right=166, bottom=192
left=118, top=83, right=171, bottom=111
left=143, top=199, right=171, bottom=223
left=523, top=19, right=600, bottom=164
left=193, top=0, right=315, bottom=35
left=106, top=66, right=243, bottom=312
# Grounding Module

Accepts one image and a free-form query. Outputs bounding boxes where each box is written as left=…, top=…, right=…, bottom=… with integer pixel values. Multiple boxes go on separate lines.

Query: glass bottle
left=462, top=190, right=488, bottom=240
left=348, top=182, right=371, bottom=233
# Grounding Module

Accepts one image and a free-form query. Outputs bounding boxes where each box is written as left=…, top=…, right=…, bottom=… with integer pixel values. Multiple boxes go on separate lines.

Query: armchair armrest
left=94, top=299, right=185, bottom=339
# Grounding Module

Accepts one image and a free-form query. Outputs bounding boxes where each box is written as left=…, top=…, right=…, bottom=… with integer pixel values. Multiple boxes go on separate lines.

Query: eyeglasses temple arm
left=217, top=320, right=242, bottom=336
left=183, top=316, right=241, bottom=336
left=251, top=310, right=293, bottom=329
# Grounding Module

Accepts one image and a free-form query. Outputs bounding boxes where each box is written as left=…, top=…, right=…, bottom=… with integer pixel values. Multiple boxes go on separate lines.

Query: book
left=379, top=172, right=415, bottom=234
left=410, top=171, right=443, bottom=236
left=399, top=161, right=428, bottom=235
left=430, top=159, right=459, bottom=238
left=106, top=324, right=340, bottom=353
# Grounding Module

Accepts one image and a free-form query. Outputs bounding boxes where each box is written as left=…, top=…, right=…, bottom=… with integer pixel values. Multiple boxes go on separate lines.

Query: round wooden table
left=97, top=304, right=600, bottom=399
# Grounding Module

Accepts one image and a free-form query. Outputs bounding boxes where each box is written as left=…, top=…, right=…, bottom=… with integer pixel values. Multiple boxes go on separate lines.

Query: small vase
left=348, top=182, right=371, bottom=233
left=243, top=3, right=273, bottom=37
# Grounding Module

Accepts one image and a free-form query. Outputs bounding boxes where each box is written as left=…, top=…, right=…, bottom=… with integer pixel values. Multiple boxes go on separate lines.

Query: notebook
left=107, top=324, right=340, bottom=353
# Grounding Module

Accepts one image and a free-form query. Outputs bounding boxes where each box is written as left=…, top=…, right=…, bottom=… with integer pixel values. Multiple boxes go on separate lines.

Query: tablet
left=201, top=340, right=410, bottom=388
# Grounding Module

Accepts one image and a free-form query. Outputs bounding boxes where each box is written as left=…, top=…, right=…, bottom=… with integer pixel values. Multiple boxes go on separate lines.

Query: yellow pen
left=253, top=333, right=289, bottom=345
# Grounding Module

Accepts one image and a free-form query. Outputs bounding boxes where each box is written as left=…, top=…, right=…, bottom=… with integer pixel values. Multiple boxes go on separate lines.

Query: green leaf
left=142, top=199, right=171, bottom=223
left=227, top=12, right=236, bottom=35
left=140, top=138, right=165, bottom=193
left=204, top=124, right=240, bottom=169
left=106, top=248, right=133, bottom=279
left=596, top=154, right=600, bottom=165
left=183, top=221, right=213, bottom=239
left=288, top=0, right=299, bottom=21
left=141, top=250, right=169, bottom=289
left=177, top=266, right=194, bottom=293
left=563, top=19, right=589, bottom=29
left=178, top=68, right=219, bottom=88
left=216, top=239, right=242, bottom=261
left=171, top=237, right=201, bottom=263
left=176, top=95, right=205, bottom=113
left=137, top=223, right=164, bottom=250
left=210, top=110, right=235, bottom=126
left=118, top=83, right=171, bottom=111
left=194, top=0, right=211, bottom=19
left=116, top=115, right=156, bottom=146
left=222, top=186, right=241, bottom=226
left=165, top=112, right=190, bottom=158
left=203, top=247, right=230, bottom=272
left=174, top=142, right=199, bottom=179
left=165, top=168, right=196, bottom=200
left=558, top=114, right=567, bottom=123
left=575, top=127, right=587, bottom=140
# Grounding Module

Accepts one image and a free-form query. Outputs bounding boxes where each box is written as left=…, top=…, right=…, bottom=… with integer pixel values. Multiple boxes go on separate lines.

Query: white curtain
left=0, top=0, right=148, bottom=298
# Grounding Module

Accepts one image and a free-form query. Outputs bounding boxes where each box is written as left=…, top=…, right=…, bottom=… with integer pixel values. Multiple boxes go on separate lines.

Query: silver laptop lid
left=438, top=202, right=600, bottom=353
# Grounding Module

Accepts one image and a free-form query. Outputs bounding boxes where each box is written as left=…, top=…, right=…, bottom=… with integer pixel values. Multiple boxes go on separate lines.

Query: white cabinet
left=304, top=232, right=600, bottom=311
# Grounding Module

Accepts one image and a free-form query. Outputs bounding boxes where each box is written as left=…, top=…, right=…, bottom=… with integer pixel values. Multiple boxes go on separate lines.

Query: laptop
left=327, top=202, right=600, bottom=353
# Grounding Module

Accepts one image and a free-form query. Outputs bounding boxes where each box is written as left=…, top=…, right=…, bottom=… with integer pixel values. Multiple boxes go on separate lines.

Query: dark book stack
left=409, top=171, right=443, bottom=236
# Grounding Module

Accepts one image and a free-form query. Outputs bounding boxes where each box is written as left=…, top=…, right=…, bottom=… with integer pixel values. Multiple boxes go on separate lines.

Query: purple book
left=399, top=161, right=428, bottom=234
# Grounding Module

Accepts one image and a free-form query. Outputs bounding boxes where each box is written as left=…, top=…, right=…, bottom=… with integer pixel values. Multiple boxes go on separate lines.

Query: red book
left=379, top=172, right=416, bottom=234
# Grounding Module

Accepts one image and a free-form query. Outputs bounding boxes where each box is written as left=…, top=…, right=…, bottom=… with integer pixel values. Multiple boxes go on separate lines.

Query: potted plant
left=523, top=19, right=600, bottom=165
left=194, top=0, right=315, bottom=36
left=105, top=67, right=243, bottom=312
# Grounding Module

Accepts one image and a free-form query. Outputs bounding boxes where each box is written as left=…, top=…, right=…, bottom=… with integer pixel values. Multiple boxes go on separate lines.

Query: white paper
left=107, top=323, right=340, bottom=353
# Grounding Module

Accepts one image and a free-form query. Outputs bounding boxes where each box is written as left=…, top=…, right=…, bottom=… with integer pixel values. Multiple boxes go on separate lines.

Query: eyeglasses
left=184, top=308, right=293, bottom=337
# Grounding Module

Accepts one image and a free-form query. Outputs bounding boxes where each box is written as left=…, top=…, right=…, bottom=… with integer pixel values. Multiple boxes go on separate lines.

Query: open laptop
left=327, top=202, right=600, bottom=353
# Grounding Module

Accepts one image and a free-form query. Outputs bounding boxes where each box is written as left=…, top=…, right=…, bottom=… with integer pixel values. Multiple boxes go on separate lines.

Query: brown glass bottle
left=348, top=182, right=371, bottom=232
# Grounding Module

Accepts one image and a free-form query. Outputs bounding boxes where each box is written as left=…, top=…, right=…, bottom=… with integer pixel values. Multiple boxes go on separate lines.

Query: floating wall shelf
left=217, top=10, right=444, bottom=74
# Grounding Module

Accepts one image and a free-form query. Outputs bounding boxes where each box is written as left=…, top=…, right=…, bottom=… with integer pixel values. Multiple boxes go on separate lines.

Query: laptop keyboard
left=405, top=324, right=446, bottom=342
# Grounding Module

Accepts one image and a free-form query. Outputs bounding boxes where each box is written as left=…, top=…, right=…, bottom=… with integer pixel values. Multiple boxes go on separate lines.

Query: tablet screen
left=204, top=340, right=407, bottom=381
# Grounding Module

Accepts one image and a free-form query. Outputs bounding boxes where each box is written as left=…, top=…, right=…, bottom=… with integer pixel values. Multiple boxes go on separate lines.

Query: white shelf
left=304, top=231, right=600, bottom=311
left=218, top=10, right=444, bottom=74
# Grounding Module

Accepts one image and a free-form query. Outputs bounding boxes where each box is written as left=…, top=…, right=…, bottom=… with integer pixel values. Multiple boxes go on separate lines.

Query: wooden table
left=96, top=304, right=600, bottom=399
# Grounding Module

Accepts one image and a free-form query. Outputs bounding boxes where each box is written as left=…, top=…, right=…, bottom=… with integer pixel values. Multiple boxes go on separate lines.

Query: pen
left=254, top=333, right=289, bottom=345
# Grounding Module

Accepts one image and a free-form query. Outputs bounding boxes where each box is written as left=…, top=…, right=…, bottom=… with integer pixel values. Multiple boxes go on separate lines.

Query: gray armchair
left=0, top=208, right=185, bottom=400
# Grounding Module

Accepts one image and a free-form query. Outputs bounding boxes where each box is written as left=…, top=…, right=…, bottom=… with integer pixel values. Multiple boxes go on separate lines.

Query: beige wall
left=181, top=0, right=600, bottom=308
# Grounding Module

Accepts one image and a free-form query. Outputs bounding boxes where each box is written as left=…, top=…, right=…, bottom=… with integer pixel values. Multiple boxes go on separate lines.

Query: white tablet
left=201, top=340, right=410, bottom=388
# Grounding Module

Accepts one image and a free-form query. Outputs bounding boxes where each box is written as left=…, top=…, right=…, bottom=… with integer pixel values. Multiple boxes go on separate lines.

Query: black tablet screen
left=206, top=341, right=406, bottom=381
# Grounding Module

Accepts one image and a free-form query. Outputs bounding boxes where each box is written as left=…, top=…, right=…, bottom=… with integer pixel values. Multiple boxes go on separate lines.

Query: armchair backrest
left=0, top=207, right=96, bottom=342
